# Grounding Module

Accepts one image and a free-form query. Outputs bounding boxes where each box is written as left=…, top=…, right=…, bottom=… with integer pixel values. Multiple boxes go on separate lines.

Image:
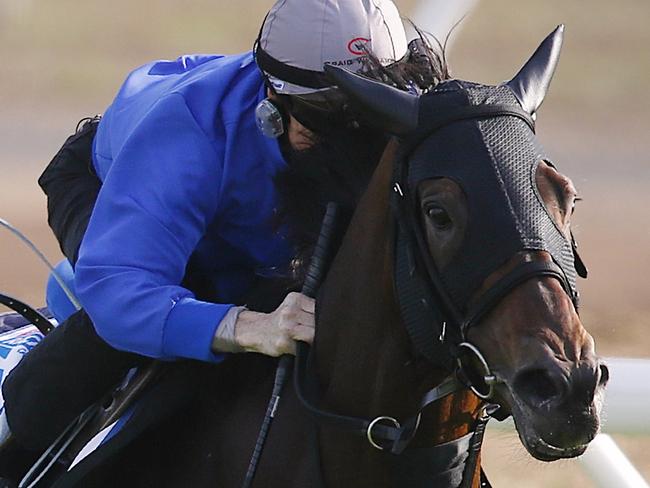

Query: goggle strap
left=254, top=42, right=332, bottom=90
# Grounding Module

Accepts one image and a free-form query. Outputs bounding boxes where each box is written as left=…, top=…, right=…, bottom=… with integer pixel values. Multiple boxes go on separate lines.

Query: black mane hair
left=359, top=25, right=451, bottom=93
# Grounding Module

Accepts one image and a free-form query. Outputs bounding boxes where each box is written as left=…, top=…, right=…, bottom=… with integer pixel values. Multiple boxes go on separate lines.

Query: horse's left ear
left=507, top=25, right=565, bottom=116
left=324, top=65, right=420, bottom=135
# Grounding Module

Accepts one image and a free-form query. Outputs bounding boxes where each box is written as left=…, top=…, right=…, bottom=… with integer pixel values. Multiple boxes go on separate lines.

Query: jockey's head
left=253, top=0, right=409, bottom=146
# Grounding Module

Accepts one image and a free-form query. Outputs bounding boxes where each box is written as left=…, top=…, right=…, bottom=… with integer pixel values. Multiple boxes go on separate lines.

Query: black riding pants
left=2, top=119, right=146, bottom=452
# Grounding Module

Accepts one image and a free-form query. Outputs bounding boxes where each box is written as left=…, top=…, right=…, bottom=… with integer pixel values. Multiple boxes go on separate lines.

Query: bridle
left=288, top=102, right=583, bottom=487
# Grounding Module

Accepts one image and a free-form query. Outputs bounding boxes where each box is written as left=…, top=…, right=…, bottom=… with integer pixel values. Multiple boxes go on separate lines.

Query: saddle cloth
left=0, top=311, right=53, bottom=446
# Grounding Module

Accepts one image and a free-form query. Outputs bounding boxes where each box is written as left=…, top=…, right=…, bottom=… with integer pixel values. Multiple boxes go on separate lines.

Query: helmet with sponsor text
left=254, top=0, right=408, bottom=96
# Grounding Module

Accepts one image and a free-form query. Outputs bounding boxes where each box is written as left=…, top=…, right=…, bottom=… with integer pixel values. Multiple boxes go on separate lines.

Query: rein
left=243, top=203, right=340, bottom=488
left=292, top=343, right=499, bottom=488
left=294, top=346, right=485, bottom=454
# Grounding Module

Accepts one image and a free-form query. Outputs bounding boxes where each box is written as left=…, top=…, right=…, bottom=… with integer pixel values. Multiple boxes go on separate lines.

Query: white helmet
left=255, top=0, right=408, bottom=95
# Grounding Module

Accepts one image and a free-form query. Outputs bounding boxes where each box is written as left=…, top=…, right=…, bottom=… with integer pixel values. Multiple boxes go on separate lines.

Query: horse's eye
left=426, top=206, right=452, bottom=230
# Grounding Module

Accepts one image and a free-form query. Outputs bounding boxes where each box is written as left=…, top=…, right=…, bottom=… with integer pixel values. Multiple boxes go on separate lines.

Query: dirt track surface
left=1, top=1, right=648, bottom=486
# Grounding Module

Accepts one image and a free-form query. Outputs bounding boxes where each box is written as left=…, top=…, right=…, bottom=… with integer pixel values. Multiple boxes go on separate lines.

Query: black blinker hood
left=401, top=80, right=579, bottom=313
left=325, top=26, right=585, bottom=369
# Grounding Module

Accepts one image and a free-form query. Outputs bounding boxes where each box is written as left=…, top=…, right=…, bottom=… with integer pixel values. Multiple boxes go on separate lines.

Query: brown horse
left=52, top=26, right=607, bottom=488
left=308, top=26, right=609, bottom=487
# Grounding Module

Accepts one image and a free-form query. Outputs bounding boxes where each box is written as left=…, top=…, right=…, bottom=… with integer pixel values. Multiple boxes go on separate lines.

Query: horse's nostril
left=513, top=368, right=566, bottom=409
left=598, top=363, right=610, bottom=387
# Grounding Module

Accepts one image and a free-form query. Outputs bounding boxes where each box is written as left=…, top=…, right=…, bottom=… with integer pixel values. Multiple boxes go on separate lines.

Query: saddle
left=0, top=305, right=51, bottom=446
left=0, top=302, right=202, bottom=487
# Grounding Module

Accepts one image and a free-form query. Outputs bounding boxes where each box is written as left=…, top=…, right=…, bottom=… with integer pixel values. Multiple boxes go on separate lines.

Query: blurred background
left=0, top=0, right=648, bottom=486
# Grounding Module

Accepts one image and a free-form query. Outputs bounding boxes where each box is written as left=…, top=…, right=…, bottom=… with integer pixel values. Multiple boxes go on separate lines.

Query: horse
left=15, top=26, right=607, bottom=488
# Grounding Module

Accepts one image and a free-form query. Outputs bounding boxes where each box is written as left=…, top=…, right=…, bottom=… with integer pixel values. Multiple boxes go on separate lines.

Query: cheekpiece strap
left=394, top=221, right=455, bottom=368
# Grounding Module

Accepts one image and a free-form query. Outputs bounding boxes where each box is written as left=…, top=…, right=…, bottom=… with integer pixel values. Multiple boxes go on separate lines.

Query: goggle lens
left=255, top=99, right=285, bottom=138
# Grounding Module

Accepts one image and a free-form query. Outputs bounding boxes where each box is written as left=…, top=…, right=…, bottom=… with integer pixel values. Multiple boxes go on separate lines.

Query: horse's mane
left=359, top=26, right=451, bottom=93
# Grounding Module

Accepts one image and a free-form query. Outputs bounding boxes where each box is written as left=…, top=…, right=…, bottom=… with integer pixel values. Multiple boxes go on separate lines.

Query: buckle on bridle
left=456, top=342, right=498, bottom=400
left=366, top=416, right=401, bottom=451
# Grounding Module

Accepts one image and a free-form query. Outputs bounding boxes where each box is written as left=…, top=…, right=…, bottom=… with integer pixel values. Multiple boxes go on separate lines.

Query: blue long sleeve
left=75, top=93, right=229, bottom=363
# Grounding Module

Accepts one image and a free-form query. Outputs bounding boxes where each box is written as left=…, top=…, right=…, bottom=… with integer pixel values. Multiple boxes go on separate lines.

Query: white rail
left=580, top=434, right=649, bottom=488
left=600, top=358, right=650, bottom=435
left=581, top=358, right=650, bottom=487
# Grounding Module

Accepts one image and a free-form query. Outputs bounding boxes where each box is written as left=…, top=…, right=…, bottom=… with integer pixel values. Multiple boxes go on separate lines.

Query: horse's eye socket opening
left=426, top=206, right=452, bottom=230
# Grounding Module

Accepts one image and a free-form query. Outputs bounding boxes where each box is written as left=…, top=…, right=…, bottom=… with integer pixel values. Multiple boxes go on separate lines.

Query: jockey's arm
left=75, top=93, right=313, bottom=363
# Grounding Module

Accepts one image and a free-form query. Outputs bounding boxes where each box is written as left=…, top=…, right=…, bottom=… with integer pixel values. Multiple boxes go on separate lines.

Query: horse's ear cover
left=506, top=25, right=565, bottom=116
left=323, top=64, right=419, bottom=135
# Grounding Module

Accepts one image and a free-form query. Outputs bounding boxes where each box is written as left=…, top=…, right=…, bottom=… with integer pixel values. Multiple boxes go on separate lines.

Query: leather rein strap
left=294, top=347, right=466, bottom=454
left=293, top=345, right=497, bottom=486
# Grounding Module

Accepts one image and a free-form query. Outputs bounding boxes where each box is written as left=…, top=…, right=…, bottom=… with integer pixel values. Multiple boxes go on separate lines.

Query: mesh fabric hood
left=406, top=80, right=578, bottom=309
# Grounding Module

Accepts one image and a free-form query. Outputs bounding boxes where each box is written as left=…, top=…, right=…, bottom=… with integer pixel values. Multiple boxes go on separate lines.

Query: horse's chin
left=523, top=435, right=589, bottom=462
left=502, top=390, right=601, bottom=462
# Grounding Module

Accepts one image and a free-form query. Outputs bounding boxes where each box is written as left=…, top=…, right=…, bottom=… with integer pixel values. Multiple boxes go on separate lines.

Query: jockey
left=1, top=0, right=441, bottom=466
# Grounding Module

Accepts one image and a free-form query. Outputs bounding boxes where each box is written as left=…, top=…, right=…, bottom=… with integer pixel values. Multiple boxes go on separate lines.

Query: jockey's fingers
left=284, top=292, right=315, bottom=314
left=286, top=324, right=315, bottom=345
left=280, top=309, right=314, bottom=329
left=271, top=336, right=295, bottom=356
left=278, top=299, right=314, bottom=322
left=297, top=294, right=315, bottom=314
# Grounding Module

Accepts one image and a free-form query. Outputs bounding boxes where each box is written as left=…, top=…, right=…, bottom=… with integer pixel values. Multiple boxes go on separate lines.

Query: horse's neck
left=315, top=139, right=417, bottom=415
left=314, top=139, right=483, bottom=482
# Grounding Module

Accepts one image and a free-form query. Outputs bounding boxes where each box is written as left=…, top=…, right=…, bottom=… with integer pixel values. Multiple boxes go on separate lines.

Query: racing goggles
left=286, top=90, right=360, bottom=135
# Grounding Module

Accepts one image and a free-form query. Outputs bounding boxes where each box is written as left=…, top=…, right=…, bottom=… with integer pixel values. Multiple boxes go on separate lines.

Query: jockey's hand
left=234, top=292, right=315, bottom=357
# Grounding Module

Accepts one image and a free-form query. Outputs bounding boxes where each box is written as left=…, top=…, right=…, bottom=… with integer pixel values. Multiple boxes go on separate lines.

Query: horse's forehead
left=424, top=79, right=518, bottom=108
left=412, top=80, right=538, bottom=181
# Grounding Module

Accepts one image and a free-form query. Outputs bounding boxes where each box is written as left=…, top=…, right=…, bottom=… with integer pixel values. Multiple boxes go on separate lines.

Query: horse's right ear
left=507, top=25, right=565, bottom=117
left=324, top=65, right=420, bottom=135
